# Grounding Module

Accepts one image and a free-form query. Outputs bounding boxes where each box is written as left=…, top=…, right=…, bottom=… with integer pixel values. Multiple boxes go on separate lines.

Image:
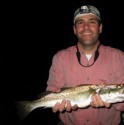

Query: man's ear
left=73, top=25, right=76, bottom=35
left=99, top=23, right=103, bottom=34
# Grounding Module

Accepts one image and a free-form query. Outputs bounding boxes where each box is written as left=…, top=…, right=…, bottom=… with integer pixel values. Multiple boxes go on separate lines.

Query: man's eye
left=90, top=21, right=97, bottom=24
left=77, top=21, right=83, bottom=24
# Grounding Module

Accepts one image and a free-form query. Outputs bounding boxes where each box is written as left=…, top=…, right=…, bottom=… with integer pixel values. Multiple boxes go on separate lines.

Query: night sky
left=2, top=1, right=124, bottom=125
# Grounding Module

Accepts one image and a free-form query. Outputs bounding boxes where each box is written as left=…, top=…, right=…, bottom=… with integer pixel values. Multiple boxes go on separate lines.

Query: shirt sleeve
left=113, top=102, right=124, bottom=111
left=114, top=50, right=124, bottom=83
left=46, top=52, right=65, bottom=91
left=112, top=50, right=124, bottom=111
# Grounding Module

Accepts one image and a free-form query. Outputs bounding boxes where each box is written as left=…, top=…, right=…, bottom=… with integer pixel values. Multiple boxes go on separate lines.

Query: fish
left=15, top=84, right=124, bottom=121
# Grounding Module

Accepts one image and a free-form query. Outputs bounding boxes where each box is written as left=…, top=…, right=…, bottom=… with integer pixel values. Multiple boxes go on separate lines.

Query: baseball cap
left=73, top=5, right=101, bottom=24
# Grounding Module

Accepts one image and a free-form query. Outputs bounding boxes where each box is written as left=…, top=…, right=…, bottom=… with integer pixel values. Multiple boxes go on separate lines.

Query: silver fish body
left=98, top=85, right=124, bottom=103
left=15, top=84, right=124, bottom=121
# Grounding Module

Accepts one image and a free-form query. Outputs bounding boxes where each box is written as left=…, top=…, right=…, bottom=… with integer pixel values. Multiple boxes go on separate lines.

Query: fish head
left=118, top=85, right=124, bottom=95
left=99, top=84, right=124, bottom=103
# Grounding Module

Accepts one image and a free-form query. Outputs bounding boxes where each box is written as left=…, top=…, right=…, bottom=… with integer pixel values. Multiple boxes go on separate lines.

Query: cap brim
left=74, top=13, right=100, bottom=24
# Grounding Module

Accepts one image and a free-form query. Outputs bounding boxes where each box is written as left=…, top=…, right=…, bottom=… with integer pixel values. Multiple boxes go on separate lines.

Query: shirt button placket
left=87, top=77, right=89, bottom=81
left=87, top=119, right=89, bottom=122
left=86, top=119, right=89, bottom=124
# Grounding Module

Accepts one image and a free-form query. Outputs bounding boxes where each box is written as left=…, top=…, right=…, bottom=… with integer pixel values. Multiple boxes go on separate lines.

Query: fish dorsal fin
left=61, top=84, right=90, bottom=91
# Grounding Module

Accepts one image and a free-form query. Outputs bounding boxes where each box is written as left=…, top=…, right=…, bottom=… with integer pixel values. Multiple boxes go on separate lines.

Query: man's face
left=73, top=14, right=102, bottom=46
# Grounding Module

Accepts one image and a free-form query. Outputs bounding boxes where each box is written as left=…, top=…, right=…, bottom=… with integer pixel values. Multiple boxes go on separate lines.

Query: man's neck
left=77, top=41, right=100, bottom=54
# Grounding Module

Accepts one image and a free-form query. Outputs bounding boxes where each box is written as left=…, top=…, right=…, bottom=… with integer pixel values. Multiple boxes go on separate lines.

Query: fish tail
left=15, top=101, right=34, bottom=121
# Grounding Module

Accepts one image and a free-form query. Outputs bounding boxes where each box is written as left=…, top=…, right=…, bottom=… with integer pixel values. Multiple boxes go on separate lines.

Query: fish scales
left=40, top=85, right=94, bottom=101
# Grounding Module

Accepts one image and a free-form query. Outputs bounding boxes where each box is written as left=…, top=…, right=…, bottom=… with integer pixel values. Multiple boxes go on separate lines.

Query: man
left=46, top=5, right=124, bottom=125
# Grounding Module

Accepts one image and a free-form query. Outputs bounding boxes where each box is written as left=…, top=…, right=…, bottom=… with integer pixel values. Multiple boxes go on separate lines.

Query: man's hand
left=52, top=99, right=78, bottom=113
left=91, top=93, right=111, bottom=108
left=52, top=88, right=78, bottom=113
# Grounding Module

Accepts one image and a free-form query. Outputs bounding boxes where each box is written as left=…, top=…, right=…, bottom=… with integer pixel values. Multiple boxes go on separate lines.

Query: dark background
left=1, top=0, right=124, bottom=125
